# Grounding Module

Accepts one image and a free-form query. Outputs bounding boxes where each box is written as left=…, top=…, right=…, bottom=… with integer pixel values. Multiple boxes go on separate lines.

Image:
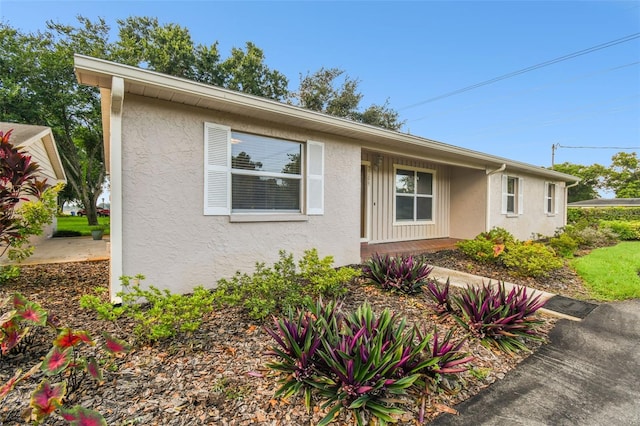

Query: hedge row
left=567, top=207, right=640, bottom=224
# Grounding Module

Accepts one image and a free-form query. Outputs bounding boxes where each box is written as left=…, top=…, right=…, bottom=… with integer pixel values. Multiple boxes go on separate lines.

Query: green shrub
left=502, top=241, right=563, bottom=277
left=564, top=224, right=619, bottom=248
left=214, top=249, right=359, bottom=320
left=0, top=265, right=20, bottom=285
left=568, top=207, right=640, bottom=224
left=298, top=249, right=355, bottom=298
left=456, top=236, right=497, bottom=263
left=456, top=228, right=516, bottom=263
left=456, top=227, right=514, bottom=263
left=599, top=220, right=640, bottom=240
left=548, top=233, right=579, bottom=258
left=80, top=275, right=216, bottom=343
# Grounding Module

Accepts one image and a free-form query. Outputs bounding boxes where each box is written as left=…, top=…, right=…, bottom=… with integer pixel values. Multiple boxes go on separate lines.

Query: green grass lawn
left=56, top=216, right=110, bottom=236
left=571, top=241, right=640, bottom=301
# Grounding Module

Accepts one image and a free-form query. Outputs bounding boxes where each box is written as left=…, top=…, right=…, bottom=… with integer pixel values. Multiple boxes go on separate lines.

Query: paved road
left=430, top=299, right=640, bottom=425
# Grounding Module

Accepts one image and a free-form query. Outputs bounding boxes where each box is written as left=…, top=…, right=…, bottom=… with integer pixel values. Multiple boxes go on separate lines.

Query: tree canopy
left=552, top=151, right=639, bottom=202
left=292, top=67, right=404, bottom=130
left=605, top=152, right=639, bottom=198
left=0, top=16, right=405, bottom=225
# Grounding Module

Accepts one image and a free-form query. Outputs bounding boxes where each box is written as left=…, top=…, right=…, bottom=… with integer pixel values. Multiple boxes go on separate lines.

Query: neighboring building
left=0, top=122, right=67, bottom=241
left=73, top=55, right=579, bottom=301
left=569, top=198, right=640, bottom=208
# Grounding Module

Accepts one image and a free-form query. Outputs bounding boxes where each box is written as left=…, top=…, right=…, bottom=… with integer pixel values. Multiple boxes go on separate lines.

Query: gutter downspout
left=563, top=180, right=581, bottom=226
left=486, top=164, right=507, bottom=232
left=109, top=76, right=124, bottom=304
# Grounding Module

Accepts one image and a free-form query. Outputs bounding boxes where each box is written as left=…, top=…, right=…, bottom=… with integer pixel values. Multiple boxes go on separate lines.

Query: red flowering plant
left=0, top=129, right=49, bottom=258
left=1, top=293, right=130, bottom=425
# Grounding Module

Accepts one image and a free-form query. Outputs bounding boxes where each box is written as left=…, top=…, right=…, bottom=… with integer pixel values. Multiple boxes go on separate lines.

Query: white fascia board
left=74, top=54, right=580, bottom=183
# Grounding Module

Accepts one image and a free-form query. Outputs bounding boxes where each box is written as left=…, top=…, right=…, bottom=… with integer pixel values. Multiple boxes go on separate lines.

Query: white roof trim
left=74, top=54, right=578, bottom=182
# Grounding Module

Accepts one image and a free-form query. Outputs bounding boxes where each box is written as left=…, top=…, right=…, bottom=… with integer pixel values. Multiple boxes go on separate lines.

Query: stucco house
left=0, top=122, right=67, bottom=241
left=73, top=55, right=579, bottom=301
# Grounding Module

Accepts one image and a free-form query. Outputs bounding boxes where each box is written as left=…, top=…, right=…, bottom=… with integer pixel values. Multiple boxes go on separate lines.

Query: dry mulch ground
left=0, top=252, right=589, bottom=425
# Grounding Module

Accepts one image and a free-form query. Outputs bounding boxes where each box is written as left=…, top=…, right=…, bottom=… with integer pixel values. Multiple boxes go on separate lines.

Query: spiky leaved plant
left=407, top=327, right=474, bottom=423
left=314, top=304, right=423, bottom=426
left=263, top=299, right=341, bottom=409
left=453, top=282, right=548, bottom=353
left=423, top=278, right=456, bottom=315
left=363, top=253, right=433, bottom=294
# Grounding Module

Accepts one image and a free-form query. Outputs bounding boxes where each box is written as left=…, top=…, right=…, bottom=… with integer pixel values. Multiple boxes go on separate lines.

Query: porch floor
left=361, top=238, right=462, bottom=262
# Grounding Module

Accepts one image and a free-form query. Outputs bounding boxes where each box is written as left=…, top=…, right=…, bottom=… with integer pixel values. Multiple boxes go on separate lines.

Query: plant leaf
left=30, top=379, right=66, bottom=421
left=102, top=331, right=131, bottom=355
left=0, top=369, right=23, bottom=401
left=85, top=356, right=103, bottom=382
left=54, top=328, right=94, bottom=349
left=16, top=301, right=48, bottom=326
left=41, top=346, right=72, bottom=376
left=59, top=405, right=108, bottom=426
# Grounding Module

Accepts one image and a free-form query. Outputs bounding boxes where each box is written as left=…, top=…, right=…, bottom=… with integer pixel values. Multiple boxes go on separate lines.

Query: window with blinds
left=204, top=122, right=324, bottom=216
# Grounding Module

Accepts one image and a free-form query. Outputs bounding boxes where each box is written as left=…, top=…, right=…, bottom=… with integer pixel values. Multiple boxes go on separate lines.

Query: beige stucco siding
left=450, top=167, right=487, bottom=239
left=120, top=95, right=361, bottom=293
left=362, top=151, right=450, bottom=243
left=489, top=172, right=567, bottom=240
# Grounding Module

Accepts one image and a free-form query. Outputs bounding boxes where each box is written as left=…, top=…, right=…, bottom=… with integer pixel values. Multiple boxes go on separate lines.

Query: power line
left=555, top=144, right=639, bottom=149
left=407, top=61, right=640, bottom=123
left=400, top=32, right=640, bottom=110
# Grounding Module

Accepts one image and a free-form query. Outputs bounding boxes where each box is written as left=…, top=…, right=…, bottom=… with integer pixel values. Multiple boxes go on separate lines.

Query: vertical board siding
left=363, top=151, right=450, bottom=243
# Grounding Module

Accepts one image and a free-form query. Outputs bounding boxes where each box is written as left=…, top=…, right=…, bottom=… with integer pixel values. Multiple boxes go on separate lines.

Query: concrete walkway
left=430, top=298, right=640, bottom=425
left=0, top=236, right=109, bottom=266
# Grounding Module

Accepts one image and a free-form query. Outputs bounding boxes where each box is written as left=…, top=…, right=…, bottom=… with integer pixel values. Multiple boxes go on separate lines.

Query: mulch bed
left=0, top=253, right=580, bottom=425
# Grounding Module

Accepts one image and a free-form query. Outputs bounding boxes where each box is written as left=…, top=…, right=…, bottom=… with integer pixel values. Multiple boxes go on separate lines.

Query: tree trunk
left=83, top=192, right=99, bottom=226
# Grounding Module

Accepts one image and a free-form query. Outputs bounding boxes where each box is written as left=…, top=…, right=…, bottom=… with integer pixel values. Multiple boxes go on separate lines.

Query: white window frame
left=501, top=175, right=524, bottom=216
left=545, top=182, right=558, bottom=215
left=203, top=122, right=324, bottom=219
left=393, top=165, right=436, bottom=225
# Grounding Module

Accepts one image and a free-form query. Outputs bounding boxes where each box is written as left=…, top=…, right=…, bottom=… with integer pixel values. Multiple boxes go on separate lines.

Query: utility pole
left=551, top=143, right=560, bottom=167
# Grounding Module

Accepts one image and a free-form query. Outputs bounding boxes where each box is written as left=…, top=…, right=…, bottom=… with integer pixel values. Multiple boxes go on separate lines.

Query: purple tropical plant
left=453, top=282, right=548, bottom=353
left=423, top=278, right=456, bottom=315
left=315, top=304, right=421, bottom=426
left=363, top=253, right=434, bottom=294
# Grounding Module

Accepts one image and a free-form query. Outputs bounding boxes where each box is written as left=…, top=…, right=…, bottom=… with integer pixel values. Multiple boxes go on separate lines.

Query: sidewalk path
left=430, top=298, right=640, bottom=425
left=0, top=236, right=109, bottom=266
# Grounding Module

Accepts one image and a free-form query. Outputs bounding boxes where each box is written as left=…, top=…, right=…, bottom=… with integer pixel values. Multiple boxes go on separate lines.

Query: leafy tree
left=115, top=17, right=289, bottom=101
left=0, top=20, right=108, bottom=225
left=551, top=162, right=607, bottom=202
left=292, top=67, right=404, bottom=130
left=604, top=152, right=639, bottom=198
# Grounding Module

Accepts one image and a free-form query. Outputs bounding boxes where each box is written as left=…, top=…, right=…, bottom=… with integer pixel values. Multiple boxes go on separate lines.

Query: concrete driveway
left=430, top=299, right=640, bottom=425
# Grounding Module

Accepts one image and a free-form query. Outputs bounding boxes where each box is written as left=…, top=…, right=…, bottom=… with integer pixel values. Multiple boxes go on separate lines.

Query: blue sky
left=2, top=0, right=639, bottom=171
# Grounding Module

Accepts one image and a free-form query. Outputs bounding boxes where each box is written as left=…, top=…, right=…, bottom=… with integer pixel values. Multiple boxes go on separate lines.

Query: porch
left=360, top=238, right=461, bottom=262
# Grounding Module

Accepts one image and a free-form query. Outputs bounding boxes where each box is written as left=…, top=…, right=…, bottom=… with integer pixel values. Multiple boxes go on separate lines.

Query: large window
left=204, top=122, right=324, bottom=217
left=231, top=132, right=302, bottom=212
left=395, top=167, right=434, bottom=222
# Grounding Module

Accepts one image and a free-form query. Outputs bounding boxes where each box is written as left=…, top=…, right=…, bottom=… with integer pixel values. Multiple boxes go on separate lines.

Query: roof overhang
left=74, top=54, right=579, bottom=182
left=0, top=122, right=67, bottom=182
